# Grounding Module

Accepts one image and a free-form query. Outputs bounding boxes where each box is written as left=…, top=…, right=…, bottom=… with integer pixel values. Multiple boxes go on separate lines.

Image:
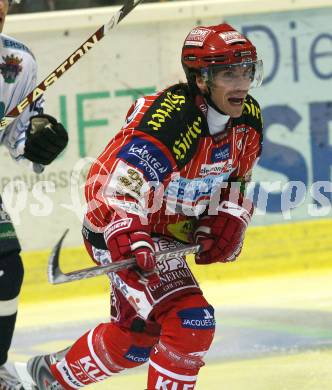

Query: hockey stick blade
left=47, top=228, right=70, bottom=284
left=48, top=230, right=201, bottom=284
left=0, top=0, right=144, bottom=131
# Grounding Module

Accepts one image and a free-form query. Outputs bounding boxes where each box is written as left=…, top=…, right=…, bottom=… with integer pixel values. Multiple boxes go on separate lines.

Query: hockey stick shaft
left=0, top=0, right=143, bottom=131
left=48, top=229, right=201, bottom=284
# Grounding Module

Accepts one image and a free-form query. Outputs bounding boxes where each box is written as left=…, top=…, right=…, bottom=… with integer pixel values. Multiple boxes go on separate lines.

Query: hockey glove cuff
left=194, top=198, right=253, bottom=264
left=104, top=213, right=159, bottom=285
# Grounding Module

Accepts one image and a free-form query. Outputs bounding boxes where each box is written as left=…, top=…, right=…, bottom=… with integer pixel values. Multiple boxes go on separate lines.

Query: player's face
left=209, top=66, right=252, bottom=117
left=197, top=65, right=252, bottom=118
left=0, top=0, right=9, bottom=33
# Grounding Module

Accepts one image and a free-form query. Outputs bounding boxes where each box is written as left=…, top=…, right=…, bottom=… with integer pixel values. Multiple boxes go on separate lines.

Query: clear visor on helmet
left=202, top=59, right=263, bottom=89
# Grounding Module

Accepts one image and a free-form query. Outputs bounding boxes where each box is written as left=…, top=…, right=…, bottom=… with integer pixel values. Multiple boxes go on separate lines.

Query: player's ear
left=195, top=74, right=208, bottom=94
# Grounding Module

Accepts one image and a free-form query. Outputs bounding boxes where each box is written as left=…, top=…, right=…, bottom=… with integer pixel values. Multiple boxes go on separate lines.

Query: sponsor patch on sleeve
left=117, top=137, right=172, bottom=183
left=105, top=160, right=148, bottom=203
left=2, top=37, right=34, bottom=57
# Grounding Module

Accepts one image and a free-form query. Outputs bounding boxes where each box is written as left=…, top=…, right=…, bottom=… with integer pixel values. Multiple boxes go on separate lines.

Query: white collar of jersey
left=207, top=103, right=230, bottom=136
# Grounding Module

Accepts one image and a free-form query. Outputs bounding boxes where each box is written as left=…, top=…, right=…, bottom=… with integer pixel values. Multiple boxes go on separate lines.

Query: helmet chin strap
left=200, top=77, right=227, bottom=116
left=204, top=93, right=227, bottom=116
left=195, top=76, right=227, bottom=116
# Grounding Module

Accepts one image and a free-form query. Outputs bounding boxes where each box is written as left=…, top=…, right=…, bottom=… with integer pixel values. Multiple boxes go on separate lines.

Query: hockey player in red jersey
left=26, top=23, right=264, bottom=389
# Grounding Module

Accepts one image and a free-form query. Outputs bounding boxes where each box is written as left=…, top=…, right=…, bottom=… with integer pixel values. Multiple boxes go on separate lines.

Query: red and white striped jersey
left=85, top=83, right=263, bottom=242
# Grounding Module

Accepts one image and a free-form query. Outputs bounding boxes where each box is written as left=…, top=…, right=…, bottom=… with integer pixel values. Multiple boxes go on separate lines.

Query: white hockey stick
left=48, top=229, right=202, bottom=284
left=0, top=0, right=144, bottom=131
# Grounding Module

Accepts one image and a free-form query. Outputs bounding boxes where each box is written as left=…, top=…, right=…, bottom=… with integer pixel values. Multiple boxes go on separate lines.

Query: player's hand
left=24, top=114, right=68, bottom=165
left=194, top=198, right=253, bottom=264
left=104, top=213, right=160, bottom=285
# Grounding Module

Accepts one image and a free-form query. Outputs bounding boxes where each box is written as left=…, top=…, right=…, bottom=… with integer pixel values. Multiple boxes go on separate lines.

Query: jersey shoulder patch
left=0, top=34, right=35, bottom=59
left=138, top=84, right=209, bottom=169
left=233, top=94, right=263, bottom=134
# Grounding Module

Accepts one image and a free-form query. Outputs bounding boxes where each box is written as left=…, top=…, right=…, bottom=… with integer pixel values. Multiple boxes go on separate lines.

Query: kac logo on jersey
left=211, top=144, right=230, bottom=162
left=0, top=54, right=22, bottom=84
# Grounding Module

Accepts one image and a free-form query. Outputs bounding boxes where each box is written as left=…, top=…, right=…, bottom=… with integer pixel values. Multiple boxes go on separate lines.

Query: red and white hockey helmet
left=182, top=23, right=263, bottom=89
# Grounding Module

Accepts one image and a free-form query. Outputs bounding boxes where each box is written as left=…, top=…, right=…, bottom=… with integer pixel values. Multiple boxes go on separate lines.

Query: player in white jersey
left=0, top=1, right=68, bottom=389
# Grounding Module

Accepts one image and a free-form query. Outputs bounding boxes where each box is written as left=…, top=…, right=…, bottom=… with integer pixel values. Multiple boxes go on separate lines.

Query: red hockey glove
left=194, top=198, right=253, bottom=264
left=104, top=213, right=159, bottom=285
